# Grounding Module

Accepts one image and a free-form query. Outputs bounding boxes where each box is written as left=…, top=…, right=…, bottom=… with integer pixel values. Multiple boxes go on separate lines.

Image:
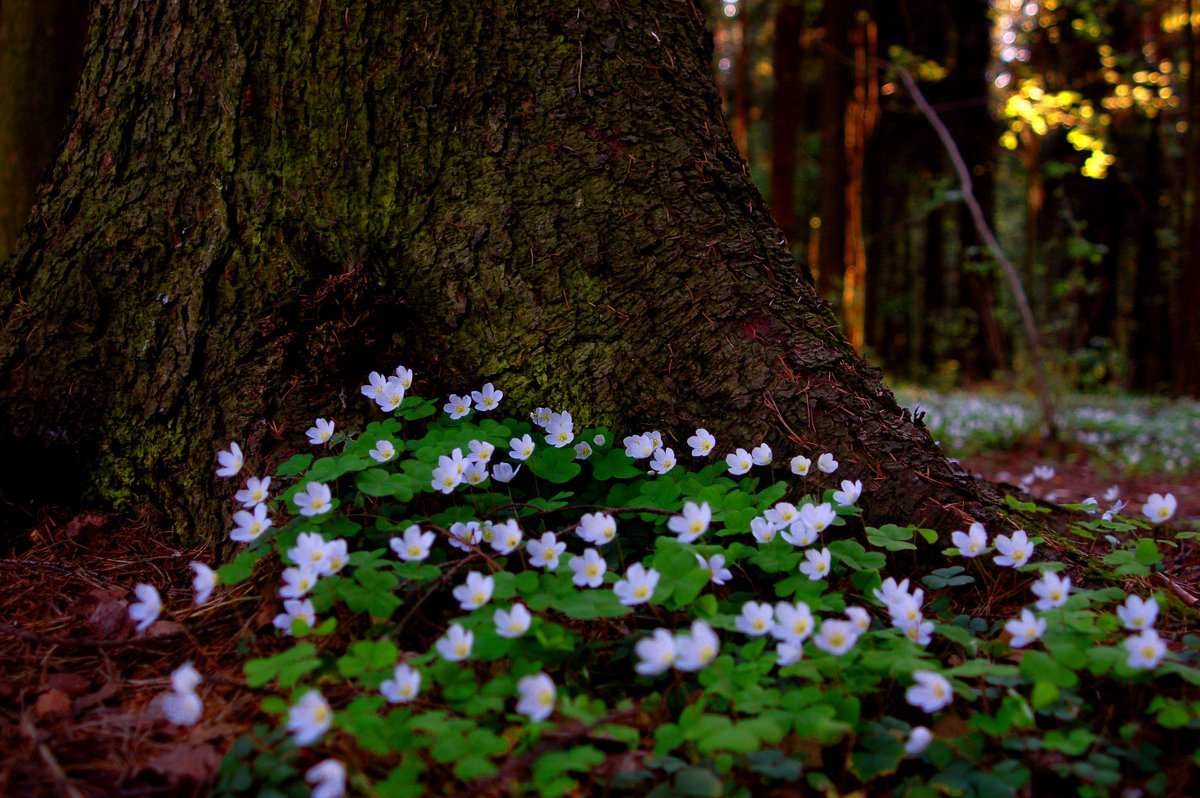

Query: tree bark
left=0, top=0, right=1004, bottom=544
left=769, top=0, right=804, bottom=245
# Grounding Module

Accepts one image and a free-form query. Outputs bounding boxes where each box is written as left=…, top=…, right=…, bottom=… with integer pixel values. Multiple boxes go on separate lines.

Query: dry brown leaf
left=141, top=743, right=221, bottom=782
left=144, top=620, right=184, bottom=638
left=34, top=689, right=71, bottom=716
left=40, top=672, right=90, bottom=696
left=72, top=680, right=119, bottom=712
left=88, top=596, right=129, bottom=639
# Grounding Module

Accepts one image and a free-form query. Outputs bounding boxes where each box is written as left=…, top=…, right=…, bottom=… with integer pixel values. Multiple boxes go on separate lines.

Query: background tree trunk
left=0, top=0, right=1004, bottom=544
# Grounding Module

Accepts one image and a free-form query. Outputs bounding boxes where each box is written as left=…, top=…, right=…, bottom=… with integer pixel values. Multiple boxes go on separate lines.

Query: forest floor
left=1, top=435, right=1198, bottom=796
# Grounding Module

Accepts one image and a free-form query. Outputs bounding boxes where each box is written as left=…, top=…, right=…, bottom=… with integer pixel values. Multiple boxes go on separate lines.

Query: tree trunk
left=769, top=0, right=805, bottom=245
left=814, top=0, right=850, bottom=302
left=0, top=0, right=1004, bottom=545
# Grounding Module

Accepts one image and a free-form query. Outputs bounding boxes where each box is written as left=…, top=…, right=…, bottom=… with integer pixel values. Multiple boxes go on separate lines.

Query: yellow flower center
left=311, top=552, right=323, bottom=562
left=752, top=619, right=766, bottom=631
left=400, top=685, right=414, bottom=697
left=700, top=646, right=714, bottom=662
left=510, top=622, right=524, bottom=633
left=586, top=565, right=599, bottom=577
left=689, top=521, right=703, bottom=534
left=1013, top=550, right=1027, bottom=562
left=454, top=643, right=468, bottom=657
left=1141, top=645, right=1156, bottom=658
left=933, top=683, right=946, bottom=698
left=313, top=706, right=328, bottom=722
left=794, top=621, right=808, bottom=635
left=542, top=549, right=555, bottom=562
left=408, top=546, right=422, bottom=557
left=829, top=633, right=845, bottom=647
left=310, top=498, right=325, bottom=511
left=538, top=690, right=553, bottom=707
left=472, top=592, right=485, bottom=605
left=634, top=586, right=649, bottom=600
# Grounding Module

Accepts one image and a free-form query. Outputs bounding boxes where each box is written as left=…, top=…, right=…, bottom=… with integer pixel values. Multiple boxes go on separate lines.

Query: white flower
left=294, top=481, right=333, bottom=517
left=170, top=660, right=202, bottom=696
left=772, top=601, right=815, bottom=643
left=280, top=564, right=320, bottom=599
left=614, top=563, right=659, bottom=606
left=736, top=601, right=775, bottom=636
left=776, top=641, right=804, bottom=666
left=764, top=503, right=797, bottom=528
left=569, top=548, right=607, bottom=588
left=380, top=664, right=421, bottom=703
left=393, top=365, right=413, bottom=389
left=438, top=448, right=468, bottom=476
left=816, top=453, right=838, bottom=474
left=1143, top=493, right=1177, bottom=523
left=790, top=455, right=812, bottom=476
left=648, top=430, right=664, bottom=449
left=431, top=464, right=462, bottom=494
left=993, top=529, right=1034, bottom=568
left=272, top=598, right=315, bottom=634
left=1104, top=485, right=1121, bottom=502
left=289, top=531, right=331, bottom=571
left=361, top=371, right=388, bottom=400
left=190, top=562, right=216, bottom=605
left=577, top=512, right=617, bottom=546
left=1033, top=465, right=1056, bottom=481
left=471, top=382, right=503, bottom=412
left=951, top=522, right=988, bottom=557
left=322, top=539, right=347, bottom=575
left=436, top=623, right=474, bottom=661
left=443, top=393, right=471, bottom=419
left=467, top=440, right=495, bottom=463
left=903, top=619, right=935, bottom=646
left=845, top=606, right=870, bottom=633
left=527, top=532, right=566, bottom=570
left=799, top=547, right=832, bottom=581
left=452, top=571, right=495, bottom=611
left=492, top=462, right=521, bottom=483
left=287, top=690, right=333, bottom=746
left=751, top=443, right=773, bottom=466
left=235, top=476, right=271, bottom=508
left=696, top=553, right=732, bottom=585
left=905, top=727, right=932, bottom=755
left=873, top=577, right=912, bottom=606
left=813, top=619, right=859, bottom=655
left=832, top=479, right=862, bottom=506
left=509, top=434, right=536, bottom=460
left=573, top=441, right=593, bottom=460
left=305, top=759, right=346, bottom=798
left=377, top=382, right=405, bottom=412
left=545, top=411, right=575, bottom=448
left=216, top=442, right=243, bottom=478
left=531, top=407, right=552, bottom=428
left=494, top=603, right=533, bottom=638
left=490, top=519, right=524, bottom=554
left=623, top=433, right=657, bottom=459
left=906, top=670, right=953, bottom=713
left=463, top=461, right=488, bottom=486
left=725, top=448, right=754, bottom=475
left=230, top=502, right=272, bottom=542
left=129, top=583, right=162, bottom=631
left=448, top=521, right=482, bottom=552
left=1080, top=497, right=1099, bottom=513
left=369, top=439, right=396, bottom=463
left=781, top=519, right=816, bottom=547
left=306, top=418, right=335, bottom=445
left=887, top=593, right=924, bottom=628
left=687, top=429, right=716, bottom=457
left=391, top=524, right=435, bottom=561
left=751, top=516, right=777, bottom=543
left=1031, top=571, right=1071, bottom=611
left=667, top=501, right=712, bottom=543
left=1004, top=609, right=1046, bottom=647
left=1124, top=628, right=1166, bottom=669
left=161, top=690, right=203, bottom=726
left=650, top=447, right=676, bottom=475
left=1102, top=499, right=1127, bottom=521
left=634, top=628, right=676, bottom=675
left=797, top=502, right=836, bottom=536
left=1116, top=594, right=1158, bottom=630
left=675, top=620, right=720, bottom=671
left=593, top=433, right=607, bottom=447
left=516, top=672, right=556, bottom=722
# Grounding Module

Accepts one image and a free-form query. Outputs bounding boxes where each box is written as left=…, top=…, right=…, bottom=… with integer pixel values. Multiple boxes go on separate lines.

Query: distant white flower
left=280, top=565, right=319, bottom=599
left=751, top=443, right=773, bottom=466
left=887, top=593, right=924, bottom=629
left=235, top=476, right=270, bottom=508
left=799, top=547, right=832, bottom=581
left=761, top=503, right=794, bottom=530
left=545, top=411, right=575, bottom=448
left=648, top=431, right=664, bottom=449
left=289, top=531, right=331, bottom=571
left=438, top=448, right=468, bottom=476
left=845, top=606, right=870, bottom=633
left=509, top=434, right=536, bottom=460
left=431, top=464, right=462, bottom=494
left=377, top=382, right=405, bottom=412
left=361, top=371, right=388, bottom=401
left=951, top=522, right=988, bottom=557
left=790, top=455, right=812, bottom=476
left=380, top=664, right=421, bottom=704
left=369, top=439, right=396, bottom=463
left=1031, top=571, right=1071, bottom=611
left=531, top=407, right=552, bottom=428
left=906, top=670, right=953, bottom=713
left=624, top=433, right=657, bottom=459
left=391, top=524, right=435, bottom=561
left=452, top=571, right=495, bottom=611
left=216, top=442, right=243, bottom=478
left=443, top=393, right=471, bottom=419
left=993, top=530, right=1034, bottom=568
left=781, top=519, right=817, bottom=547
left=287, top=690, right=333, bottom=746
left=306, top=418, right=335, bottom=445
left=471, top=383, right=503, bottom=412
left=696, top=553, right=732, bottom=585
left=675, top=620, right=720, bottom=671
left=1104, top=485, right=1121, bottom=502
left=903, top=619, right=935, bottom=646
left=516, top=672, right=556, bottom=722
left=775, top=641, right=804, bottom=666
left=527, top=532, right=566, bottom=569
left=725, top=448, right=754, bottom=475
left=161, top=689, right=203, bottom=726
left=1032, top=465, right=1056, bottom=481
left=467, top=440, right=495, bottom=463
left=463, top=461, right=488, bottom=486
left=190, top=562, right=216, bottom=605
left=614, top=563, right=659, bottom=606
left=447, top=521, right=482, bottom=552
left=1004, top=609, right=1046, bottom=648
left=1143, top=493, right=1177, bottom=524
left=751, top=516, right=777, bottom=543
left=635, top=628, right=676, bottom=675
left=1124, top=628, right=1166, bottom=669
left=650, top=447, right=676, bottom=475
left=873, top=577, right=912, bottom=606
left=797, top=502, right=836, bottom=536
left=574, top=441, right=593, bottom=460
left=1102, top=499, right=1127, bottom=521
left=905, top=726, right=932, bottom=755
left=817, top=453, right=838, bottom=474
left=593, top=433, right=606, bottom=447
left=494, top=603, right=532, bottom=638
left=294, top=481, right=333, bottom=517
left=1117, top=594, right=1158, bottom=630
left=393, top=365, right=413, bottom=389
left=169, top=660, right=202, bottom=698
left=129, top=583, right=162, bottom=632
left=813, top=619, right=859, bottom=655
left=272, top=598, right=315, bottom=634
left=492, top=462, right=520, bottom=483
left=771, top=601, right=815, bottom=643
left=305, top=759, right=346, bottom=798
left=436, top=623, right=474, bottom=662
left=832, top=479, right=863, bottom=506
left=569, top=549, right=607, bottom=588
left=668, top=501, right=712, bottom=543
left=688, top=429, right=716, bottom=457
left=490, top=519, right=524, bottom=555
left=1080, top=497, right=1099, bottom=513
left=577, top=512, right=617, bottom=546
left=735, top=601, right=775, bottom=636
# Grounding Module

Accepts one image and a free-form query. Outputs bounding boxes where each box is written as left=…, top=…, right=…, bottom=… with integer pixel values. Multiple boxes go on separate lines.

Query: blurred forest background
left=706, top=0, right=1200, bottom=397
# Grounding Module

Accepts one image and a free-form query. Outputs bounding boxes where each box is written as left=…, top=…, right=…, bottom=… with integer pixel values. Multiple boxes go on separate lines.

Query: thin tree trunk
left=815, top=0, right=850, bottom=301
left=769, top=0, right=805, bottom=244
left=1174, top=0, right=1200, bottom=395
left=0, top=0, right=1007, bottom=544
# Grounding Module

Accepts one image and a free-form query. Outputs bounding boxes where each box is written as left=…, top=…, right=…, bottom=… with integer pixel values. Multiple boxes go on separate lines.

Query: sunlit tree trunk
left=1174, top=0, right=1200, bottom=395
left=0, top=0, right=1008, bottom=544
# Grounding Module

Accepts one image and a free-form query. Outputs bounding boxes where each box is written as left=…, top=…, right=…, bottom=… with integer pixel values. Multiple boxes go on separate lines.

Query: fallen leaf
left=73, top=680, right=118, bottom=711
left=144, top=620, right=184, bottom=638
left=88, top=596, right=128, bottom=639
left=141, top=743, right=221, bottom=782
left=39, top=673, right=90, bottom=696
left=34, top=689, right=71, bottom=716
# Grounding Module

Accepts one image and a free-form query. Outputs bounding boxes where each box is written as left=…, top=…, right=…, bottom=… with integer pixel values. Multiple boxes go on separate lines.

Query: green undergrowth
left=210, top=387, right=1200, bottom=798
